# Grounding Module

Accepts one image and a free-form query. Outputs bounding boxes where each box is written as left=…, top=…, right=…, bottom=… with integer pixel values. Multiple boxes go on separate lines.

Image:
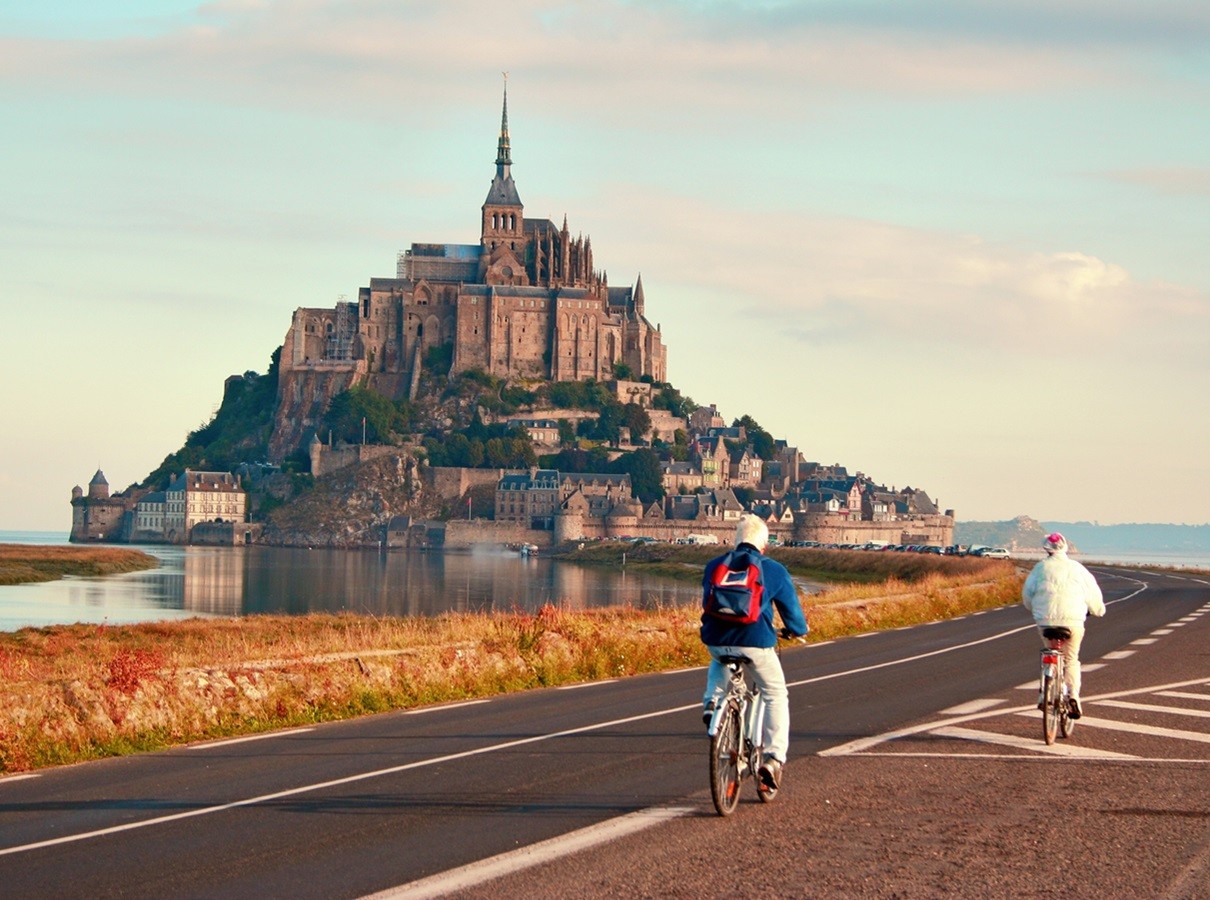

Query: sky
left=1, top=0, right=1207, bottom=532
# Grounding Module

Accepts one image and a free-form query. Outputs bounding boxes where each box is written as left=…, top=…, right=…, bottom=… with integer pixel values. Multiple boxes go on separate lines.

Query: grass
left=0, top=544, right=158, bottom=585
left=559, top=541, right=1010, bottom=585
left=0, top=546, right=1026, bottom=775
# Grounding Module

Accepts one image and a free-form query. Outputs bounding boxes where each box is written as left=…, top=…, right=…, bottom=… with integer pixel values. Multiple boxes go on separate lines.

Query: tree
left=622, top=403, right=651, bottom=443
left=557, top=419, right=576, bottom=446
left=324, top=386, right=410, bottom=445
left=609, top=448, right=664, bottom=506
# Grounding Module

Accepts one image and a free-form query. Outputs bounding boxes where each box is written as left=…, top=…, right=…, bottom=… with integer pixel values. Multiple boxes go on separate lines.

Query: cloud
left=0, top=0, right=1188, bottom=120
left=1102, top=166, right=1210, bottom=197
left=590, top=187, right=1208, bottom=360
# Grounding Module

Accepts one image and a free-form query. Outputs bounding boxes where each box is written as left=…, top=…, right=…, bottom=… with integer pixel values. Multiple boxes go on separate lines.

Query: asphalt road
left=1, top=566, right=1206, bottom=898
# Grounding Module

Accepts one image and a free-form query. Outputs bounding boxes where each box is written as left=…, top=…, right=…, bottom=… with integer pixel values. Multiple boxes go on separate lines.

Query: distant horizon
left=4, top=516, right=1210, bottom=538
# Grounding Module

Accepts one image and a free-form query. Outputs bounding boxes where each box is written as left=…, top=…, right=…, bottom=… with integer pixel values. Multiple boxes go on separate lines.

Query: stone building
left=69, top=470, right=129, bottom=542
left=496, top=468, right=633, bottom=531
left=152, top=470, right=247, bottom=544
left=271, top=86, right=667, bottom=460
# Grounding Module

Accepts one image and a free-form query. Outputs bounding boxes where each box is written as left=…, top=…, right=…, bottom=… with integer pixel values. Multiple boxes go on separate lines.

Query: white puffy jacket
left=1021, top=551, right=1106, bottom=627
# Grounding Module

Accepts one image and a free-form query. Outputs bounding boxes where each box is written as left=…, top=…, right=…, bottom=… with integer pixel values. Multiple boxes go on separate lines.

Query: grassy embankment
left=0, top=544, right=158, bottom=586
left=0, top=545, right=1022, bottom=774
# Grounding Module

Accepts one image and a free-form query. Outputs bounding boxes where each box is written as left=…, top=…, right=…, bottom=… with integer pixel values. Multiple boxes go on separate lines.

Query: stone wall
left=311, top=442, right=415, bottom=478
left=425, top=466, right=515, bottom=502
left=442, top=519, right=554, bottom=549
left=191, top=522, right=264, bottom=546
left=793, top=513, right=954, bottom=546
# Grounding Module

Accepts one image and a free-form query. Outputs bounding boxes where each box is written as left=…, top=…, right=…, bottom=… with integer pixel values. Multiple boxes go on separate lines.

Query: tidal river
left=0, top=533, right=701, bottom=632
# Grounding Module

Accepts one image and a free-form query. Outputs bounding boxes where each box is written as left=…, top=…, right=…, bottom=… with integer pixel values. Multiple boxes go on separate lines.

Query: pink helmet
left=1043, top=532, right=1067, bottom=555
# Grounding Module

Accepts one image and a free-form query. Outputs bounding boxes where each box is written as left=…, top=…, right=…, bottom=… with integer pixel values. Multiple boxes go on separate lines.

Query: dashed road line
left=940, top=699, right=1005, bottom=715
left=1102, top=650, right=1135, bottom=659
left=1016, top=713, right=1210, bottom=745
left=363, top=805, right=694, bottom=899
left=1095, top=699, right=1210, bottom=720
left=930, top=725, right=1136, bottom=759
left=188, top=729, right=314, bottom=750
left=1157, top=691, right=1210, bottom=702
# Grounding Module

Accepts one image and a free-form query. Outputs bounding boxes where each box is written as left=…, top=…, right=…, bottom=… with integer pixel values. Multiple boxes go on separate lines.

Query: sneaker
left=1068, top=697, right=1082, bottom=719
left=702, top=703, right=715, bottom=727
left=757, top=756, right=783, bottom=792
left=1037, top=692, right=1045, bottom=711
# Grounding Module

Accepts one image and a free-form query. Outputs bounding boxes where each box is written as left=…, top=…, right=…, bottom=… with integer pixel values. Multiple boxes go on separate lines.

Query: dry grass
left=0, top=544, right=158, bottom=585
left=0, top=554, right=1025, bottom=774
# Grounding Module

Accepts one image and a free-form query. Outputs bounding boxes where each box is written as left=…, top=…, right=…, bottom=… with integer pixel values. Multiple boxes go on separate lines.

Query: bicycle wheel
left=710, top=703, right=742, bottom=816
left=1059, top=685, right=1076, bottom=739
left=1042, top=673, right=1059, bottom=745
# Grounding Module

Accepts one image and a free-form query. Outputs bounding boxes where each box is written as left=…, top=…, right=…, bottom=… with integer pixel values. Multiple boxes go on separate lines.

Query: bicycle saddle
left=1041, top=626, right=1072, bottom=641
left=717, top=654, right=752, bottom=667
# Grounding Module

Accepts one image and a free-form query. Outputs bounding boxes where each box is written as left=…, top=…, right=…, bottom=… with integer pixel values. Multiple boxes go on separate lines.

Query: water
left=0, top=532, right=700, bottom=632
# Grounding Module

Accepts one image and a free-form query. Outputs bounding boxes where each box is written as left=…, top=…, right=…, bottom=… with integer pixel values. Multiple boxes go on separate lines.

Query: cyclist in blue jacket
left=701, top=514, right=808, bottom=792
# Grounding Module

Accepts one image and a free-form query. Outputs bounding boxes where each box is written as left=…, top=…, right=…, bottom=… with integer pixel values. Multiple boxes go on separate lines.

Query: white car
left=978, top=547, right=1011, bottom=559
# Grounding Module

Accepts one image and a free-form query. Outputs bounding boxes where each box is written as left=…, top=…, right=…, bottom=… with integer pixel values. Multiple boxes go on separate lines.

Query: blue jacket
left=700, top=544, right=808, bottom=648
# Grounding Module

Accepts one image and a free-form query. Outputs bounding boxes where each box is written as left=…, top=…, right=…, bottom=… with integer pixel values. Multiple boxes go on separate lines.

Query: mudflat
left=0, top=543, right=158, bottom=586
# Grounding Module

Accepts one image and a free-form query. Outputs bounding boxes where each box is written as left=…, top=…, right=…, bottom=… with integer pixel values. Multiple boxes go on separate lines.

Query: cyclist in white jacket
left=1021, top=532, right=1105, bottom=718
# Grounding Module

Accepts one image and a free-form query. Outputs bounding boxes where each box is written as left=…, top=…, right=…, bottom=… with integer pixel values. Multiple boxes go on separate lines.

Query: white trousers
left=703, top=645, right=790, bottom=763
left=1037, top=623, right=1086, bottom=700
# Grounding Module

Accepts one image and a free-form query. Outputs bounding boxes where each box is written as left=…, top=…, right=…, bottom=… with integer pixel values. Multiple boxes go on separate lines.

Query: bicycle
left=1039, top=625, right=1076, bottom=745
left=707, top=654, right=777, bottom=816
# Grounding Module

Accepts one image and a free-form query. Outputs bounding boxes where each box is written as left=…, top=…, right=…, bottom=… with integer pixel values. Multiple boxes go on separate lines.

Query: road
left=1, top=567, right=1207, bottom=898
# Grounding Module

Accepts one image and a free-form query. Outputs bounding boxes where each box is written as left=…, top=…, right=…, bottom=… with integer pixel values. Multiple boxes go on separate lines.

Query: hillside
left=956, top=517, right=1210, bottom=555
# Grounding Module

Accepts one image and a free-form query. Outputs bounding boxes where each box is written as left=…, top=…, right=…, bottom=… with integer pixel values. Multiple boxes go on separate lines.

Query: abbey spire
left=483, top=76, right=522, bottom=210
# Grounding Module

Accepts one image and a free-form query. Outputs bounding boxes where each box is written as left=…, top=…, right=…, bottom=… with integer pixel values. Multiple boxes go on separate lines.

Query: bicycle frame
left=708, top=656, right=773, bottom=816
left=1039, top=628, right=1074, bottom=744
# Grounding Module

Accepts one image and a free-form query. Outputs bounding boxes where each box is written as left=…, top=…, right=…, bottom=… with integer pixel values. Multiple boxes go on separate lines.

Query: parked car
left=976, top=547, right=1011, bottom=559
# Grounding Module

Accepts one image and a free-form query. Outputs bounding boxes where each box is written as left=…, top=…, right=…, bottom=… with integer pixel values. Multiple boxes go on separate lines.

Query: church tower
left=479, top=77, right=528, bottom=286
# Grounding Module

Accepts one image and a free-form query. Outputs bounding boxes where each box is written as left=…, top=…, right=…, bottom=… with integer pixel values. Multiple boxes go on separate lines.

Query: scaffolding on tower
left=328, top=295, right=356, bottom=361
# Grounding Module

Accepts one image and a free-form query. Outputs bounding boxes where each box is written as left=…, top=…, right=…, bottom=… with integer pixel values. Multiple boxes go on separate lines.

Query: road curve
left=1, top=566, right=1206, bottom=898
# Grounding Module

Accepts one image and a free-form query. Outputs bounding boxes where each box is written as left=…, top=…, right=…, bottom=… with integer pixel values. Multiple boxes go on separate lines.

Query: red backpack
left=703, top=553, right=764, bottom=624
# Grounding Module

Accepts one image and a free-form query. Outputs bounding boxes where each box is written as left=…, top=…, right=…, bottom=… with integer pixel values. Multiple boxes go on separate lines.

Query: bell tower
left=480, top=75, right=525, bottom=260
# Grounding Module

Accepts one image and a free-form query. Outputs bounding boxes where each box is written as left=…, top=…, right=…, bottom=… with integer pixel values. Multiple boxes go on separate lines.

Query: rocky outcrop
left=260, top=453, right=441, bottom=547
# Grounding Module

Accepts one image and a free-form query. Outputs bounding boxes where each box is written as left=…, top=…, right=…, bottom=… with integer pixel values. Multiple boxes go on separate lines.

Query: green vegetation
left=140, top=347, right=282, bottom=490
left=322, top=385, right=415, bottom=445
left=0, top=545, right=158, bottom=586
left=558, top=541, right=1010, bottom=585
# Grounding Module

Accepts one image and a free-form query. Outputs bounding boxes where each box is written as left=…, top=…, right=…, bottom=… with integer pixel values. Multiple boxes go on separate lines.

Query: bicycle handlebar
left=778, top=627, right=808, bottom=644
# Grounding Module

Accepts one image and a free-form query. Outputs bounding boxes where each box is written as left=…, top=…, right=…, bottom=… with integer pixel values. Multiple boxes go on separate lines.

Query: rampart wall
left=442, top=520, right=554, bottom=549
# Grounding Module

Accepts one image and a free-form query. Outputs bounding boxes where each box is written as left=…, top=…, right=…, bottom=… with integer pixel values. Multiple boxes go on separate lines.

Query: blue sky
left=1, top=0, right=1206, bottom=531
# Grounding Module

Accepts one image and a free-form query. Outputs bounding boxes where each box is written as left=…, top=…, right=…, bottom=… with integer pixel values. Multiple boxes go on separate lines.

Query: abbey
left=271, top=88, right=667, bottom=459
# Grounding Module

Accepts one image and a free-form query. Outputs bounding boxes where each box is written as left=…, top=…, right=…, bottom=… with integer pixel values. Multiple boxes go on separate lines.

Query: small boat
left=519, top=543, right=539, bottom=557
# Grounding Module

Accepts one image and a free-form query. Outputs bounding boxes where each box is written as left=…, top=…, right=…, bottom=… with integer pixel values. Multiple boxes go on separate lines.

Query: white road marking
left=824, top=676, right=1210, bottom=757
left=838, top=752, right=1210, bottom=763
left=363, top=805, right=694, bottom=899
left=940, top=699, right=1005, bottom=715
left=931, top=725, right=1136, bottom=759
left=0, top=703, right=698, bottom=858
left=188, top=729, right=314, bottom=749
left=0, top=774, right=39, bottom=784
left=1101, top=650, right=1135, bottom=659
left=1096, top=699, right=1210, bottom=719
left=1081, top=663, right=1107, bottom=672
left=557, top=680, right=616, bottom=690
left=1157, top=691, right=1210, bottom=702
left=1054, top=715, right=1210, bottom=744
left=1151, top=629, right=1174, bottom=636
left=1131, top=638, right=1159, bottom=645
left=404, top=700, right=489, bottom=715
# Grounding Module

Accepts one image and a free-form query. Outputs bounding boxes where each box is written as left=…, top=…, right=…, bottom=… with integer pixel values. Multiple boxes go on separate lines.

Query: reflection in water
left=0, top=545, right=700, bottom=631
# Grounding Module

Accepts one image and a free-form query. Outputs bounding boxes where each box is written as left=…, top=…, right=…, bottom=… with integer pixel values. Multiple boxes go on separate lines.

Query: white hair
left=734, top=514, right=769, bottom=551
